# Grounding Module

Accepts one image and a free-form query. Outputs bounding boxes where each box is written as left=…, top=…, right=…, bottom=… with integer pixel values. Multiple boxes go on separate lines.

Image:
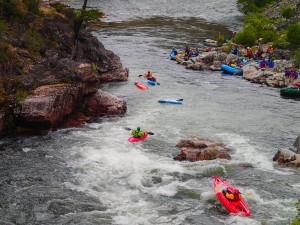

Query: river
left=0, top=0, right=299, bottom=224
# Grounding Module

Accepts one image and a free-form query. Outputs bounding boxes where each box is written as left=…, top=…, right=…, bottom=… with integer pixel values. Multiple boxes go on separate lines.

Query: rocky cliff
left=0, top=3, right=128, bottom=135
left=263, top=0, right=300, bottom=30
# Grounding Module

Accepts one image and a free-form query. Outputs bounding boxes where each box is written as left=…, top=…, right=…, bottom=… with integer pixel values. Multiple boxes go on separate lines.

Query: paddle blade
left=148, top=132, right=154, bottom=135
left=125, top=127, right=132, bottom=131
left=138, top=75, right=143, bottom=77
left=177, top=99, right=183, bottom=101
left=156, top=82, right=160, bottom=85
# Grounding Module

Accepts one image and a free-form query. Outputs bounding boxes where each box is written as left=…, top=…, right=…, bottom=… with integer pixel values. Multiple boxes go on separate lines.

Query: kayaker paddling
left=131, top=127, right=145, bottom=138
left=222, top=188, right=242, bottom=202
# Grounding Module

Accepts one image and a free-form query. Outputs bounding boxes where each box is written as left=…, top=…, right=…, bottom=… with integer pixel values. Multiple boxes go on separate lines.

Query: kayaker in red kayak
left=222, top=188, right=242, bottom=202
left=131, top=127, right=145, bottom=138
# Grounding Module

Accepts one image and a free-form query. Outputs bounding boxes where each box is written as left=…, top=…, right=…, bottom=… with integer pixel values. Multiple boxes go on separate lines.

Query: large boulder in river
left=84, top=90, right=127, bottom=117
left=174, top=136, right=231, bottom=162
left=273, top=149, right=300, bottom=168
left=14, top=84, right=82, bottom=132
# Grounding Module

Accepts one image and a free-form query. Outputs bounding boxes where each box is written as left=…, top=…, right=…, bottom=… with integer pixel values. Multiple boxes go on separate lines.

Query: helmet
left=234, top=189, right=240, bottom=194
left=137, top=127, right=140, bottom=131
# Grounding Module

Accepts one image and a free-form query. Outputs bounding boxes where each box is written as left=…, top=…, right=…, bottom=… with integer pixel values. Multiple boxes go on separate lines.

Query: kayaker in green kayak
left=131, top=127, right=145, bottom=138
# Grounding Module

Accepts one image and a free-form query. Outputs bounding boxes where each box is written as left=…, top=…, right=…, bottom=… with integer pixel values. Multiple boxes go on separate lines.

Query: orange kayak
left=134, top=82, right=148, bottom=90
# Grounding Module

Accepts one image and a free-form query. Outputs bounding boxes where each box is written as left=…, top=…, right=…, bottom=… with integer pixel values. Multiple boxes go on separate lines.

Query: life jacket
left=267, top=47, right=274, bottom=53
left=144, top=72, right=153, bottom=79
left=225, top=192, right=241, bottom=202
left=131, top=130, right=144, bottom=138
left=247, top=49, right=252, bottom=55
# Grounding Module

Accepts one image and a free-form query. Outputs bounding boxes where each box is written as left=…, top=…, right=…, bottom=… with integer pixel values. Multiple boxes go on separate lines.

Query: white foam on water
left=216, top=133, right=293, bottom=175
left=22, top=147, right=31, bottom=152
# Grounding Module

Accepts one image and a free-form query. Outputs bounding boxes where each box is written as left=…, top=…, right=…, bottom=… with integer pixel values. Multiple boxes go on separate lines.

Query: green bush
left=235, top=25, right=257, bottom=46
left=217, top=35, right=225, bottom=46
left=244, top=13, right=275, bottom=34
left=294, top=48, right=300, bottom=68
left=74, top=9, right=101, bottom=22
left=0, top=20, right=5, bottom=33
left=23, top=0, right=41, bottom=15
left=24, top=28, right=44, bottom=55
left=237, top=0, right=277, bottom=14
left=281, top=6, right=295, bottom=19
left=292, top=199, right=300, bottom=225
left=15, top=89, right=27, bottom=102
left=0, top=40, right=13, bottom=62
left=287, top=23, right=300, bottom=48
left=0, top=0, right=26, bottom=19
left=261, top=30, right=277, bottom=43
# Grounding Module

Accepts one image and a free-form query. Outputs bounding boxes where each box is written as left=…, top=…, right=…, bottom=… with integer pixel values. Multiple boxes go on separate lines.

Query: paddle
left=137, top=75, right=160, bottom=85
left=177, top=99, right=183, bottom=101
left=124, top=127, right=154, bottom=135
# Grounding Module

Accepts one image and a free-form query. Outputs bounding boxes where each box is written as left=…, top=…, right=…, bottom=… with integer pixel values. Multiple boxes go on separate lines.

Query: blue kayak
left=170, top=52, right=177, bottom=60
left=221, top=64, right=243, bottom=75
left=147, top=80, right=156, bottom=85
left=158, top=99, right=183, bottom=104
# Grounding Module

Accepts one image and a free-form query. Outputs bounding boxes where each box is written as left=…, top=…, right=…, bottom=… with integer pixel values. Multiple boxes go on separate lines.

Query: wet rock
left=273, top=149, right=300, bottom=168
left=186, top=62, right=203, bottom=71
left=14, top=84, right=82, bottom=131
left=174, top=136, right=231, bottom=162
left=225, top=54, right=240, bottom=65
left=61, top=112, right=91, bottom=128
left=84, top=90, right=127, bottom=117
left=238, top=163, right=254, bottom=168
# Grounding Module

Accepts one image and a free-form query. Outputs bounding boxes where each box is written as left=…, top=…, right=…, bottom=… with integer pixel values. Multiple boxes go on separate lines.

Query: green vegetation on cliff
left=236, top=0, right=300, bottom=67
left=0, top=0, right=103, bottom=106
left=237, top=0, right=278, bottom=14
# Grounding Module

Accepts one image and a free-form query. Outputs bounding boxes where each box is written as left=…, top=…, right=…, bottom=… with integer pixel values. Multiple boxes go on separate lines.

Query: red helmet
left=234, top=189, right=240, bottom=194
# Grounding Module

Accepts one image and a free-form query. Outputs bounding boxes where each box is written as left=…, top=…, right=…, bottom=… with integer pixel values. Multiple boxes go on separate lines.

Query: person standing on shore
left=258, top=38, right=263, bottom=59
left=231, top=31, right=236, bottom=42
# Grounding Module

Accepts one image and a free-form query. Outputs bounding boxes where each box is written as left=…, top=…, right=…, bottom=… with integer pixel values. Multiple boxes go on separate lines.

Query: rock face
left=174, top=136, right=231, bottom=162
left=84, top=90, right=127, bottom=117
left=14, top=84, right=80, bottom=131
left=263, top=0, right=299, bottom=19
left=0, top=5, right=128, bottom=135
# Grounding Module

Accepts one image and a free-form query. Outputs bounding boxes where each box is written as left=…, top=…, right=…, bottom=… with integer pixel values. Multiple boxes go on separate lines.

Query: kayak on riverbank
left=221, top=64, right=243, bottom=75
left=280, top=86, right=300, bottom=98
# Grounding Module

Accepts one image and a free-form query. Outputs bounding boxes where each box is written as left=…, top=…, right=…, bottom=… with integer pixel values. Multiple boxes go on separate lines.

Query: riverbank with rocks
left=170, top=43, right=299, bottom=89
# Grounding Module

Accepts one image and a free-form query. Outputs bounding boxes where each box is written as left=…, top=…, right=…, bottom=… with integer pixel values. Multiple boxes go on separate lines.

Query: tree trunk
left=71, top=0, right=88, bottom=60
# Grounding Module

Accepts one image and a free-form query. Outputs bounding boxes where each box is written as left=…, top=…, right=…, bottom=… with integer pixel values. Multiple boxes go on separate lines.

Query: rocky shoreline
left=0, top=3, right=128, bottom=136
left=174, top=44, right=298, bottom=88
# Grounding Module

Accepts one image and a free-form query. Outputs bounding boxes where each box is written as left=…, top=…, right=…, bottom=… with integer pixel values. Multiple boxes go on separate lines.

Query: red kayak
left=134, top=82, right=148, bottom=91
left=214, top=176, right=251, bottom=217
left=128, top=132, right=148, bottom=142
